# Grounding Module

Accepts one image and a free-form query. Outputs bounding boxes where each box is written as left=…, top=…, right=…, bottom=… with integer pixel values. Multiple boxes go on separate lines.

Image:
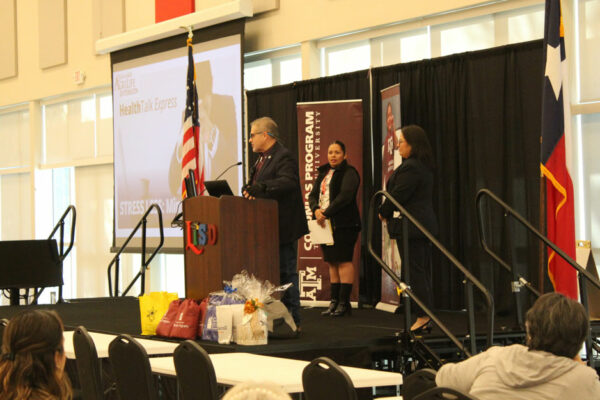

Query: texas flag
left=540, top=0, right=577, bottom=299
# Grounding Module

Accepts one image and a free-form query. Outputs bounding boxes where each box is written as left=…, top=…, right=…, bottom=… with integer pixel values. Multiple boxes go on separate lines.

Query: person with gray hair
left=243, top=117, right=308, bottom=330
left=435, top=292, right=600, bottom=399
left=222, top=381, right=291, bottom=400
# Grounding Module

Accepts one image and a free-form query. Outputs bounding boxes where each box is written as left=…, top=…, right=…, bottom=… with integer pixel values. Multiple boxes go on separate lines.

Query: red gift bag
left=155, top=299, right=181, bottom=337
left=197, top=298, right=209, bottom=338
left=170, top=299, right=201, bottom=339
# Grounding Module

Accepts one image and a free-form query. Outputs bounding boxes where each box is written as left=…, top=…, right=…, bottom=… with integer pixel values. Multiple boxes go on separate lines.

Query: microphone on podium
left=214, top=161, right=242, bottom=181
left=199, top=161, right=242, bottom=195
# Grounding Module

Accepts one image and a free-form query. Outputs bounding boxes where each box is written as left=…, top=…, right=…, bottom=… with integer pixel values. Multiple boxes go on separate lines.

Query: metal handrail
left=48, top=205, right=77, bottom=261
left=107, top=204, right=164, bottom=297
left=476, top=189, right=600, bottom=291
left=475, top=188, right=600, bottom=366
left=368, top=190, right=495, bottom=356
left=45, top=205, right=76, bottom=303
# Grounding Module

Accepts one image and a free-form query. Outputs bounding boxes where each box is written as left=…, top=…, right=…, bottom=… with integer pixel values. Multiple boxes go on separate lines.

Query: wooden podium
left=183, top=195, right=279, bottom=300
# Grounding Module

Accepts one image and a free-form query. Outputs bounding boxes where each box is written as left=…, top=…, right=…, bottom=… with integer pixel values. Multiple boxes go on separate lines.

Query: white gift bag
left=216, top=305, right=233, bottom=344
left=236, top=308, right=268, bottom=345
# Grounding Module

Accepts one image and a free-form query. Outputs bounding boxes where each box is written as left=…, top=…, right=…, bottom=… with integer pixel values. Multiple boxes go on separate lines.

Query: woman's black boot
left=332, top=283, right=352, bottom=317
left=321, top=283, right=340, bottom=315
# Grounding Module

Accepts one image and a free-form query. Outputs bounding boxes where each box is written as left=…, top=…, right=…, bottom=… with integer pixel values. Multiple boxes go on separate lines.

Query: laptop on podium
left=204, top=180, right=234, bottom=197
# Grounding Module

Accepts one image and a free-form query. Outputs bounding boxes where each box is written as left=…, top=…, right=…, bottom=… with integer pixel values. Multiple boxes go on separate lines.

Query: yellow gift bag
left=139, top=291, right=179, bottom=335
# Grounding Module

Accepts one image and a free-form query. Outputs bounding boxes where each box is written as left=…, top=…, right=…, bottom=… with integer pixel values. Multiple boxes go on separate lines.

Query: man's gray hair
left=251, top=117, right=280, bottom=140
left=525, top=292, right=589, bottom=358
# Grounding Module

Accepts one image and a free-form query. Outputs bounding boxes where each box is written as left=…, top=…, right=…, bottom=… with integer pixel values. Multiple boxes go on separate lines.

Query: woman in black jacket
left=309, top=141, right=361, bottom=317
left=379, top=125, right=438, bottom=332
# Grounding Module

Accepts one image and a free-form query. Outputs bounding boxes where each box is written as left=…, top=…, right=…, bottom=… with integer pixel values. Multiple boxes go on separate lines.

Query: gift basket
left=232, top=270, right=291, bottom=345
left=202, top=270, right=291, bottom=345
left=202, top=284, right=245, bottom=343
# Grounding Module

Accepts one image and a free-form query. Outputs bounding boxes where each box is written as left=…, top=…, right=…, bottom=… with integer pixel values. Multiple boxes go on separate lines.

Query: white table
left=149, top=352, right=403, bottom=393
left=63, top=330, right=179, bottom=359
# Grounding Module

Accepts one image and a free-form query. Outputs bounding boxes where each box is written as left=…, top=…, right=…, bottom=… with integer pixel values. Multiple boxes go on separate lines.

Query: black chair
left=73, top=326, right=118, bottom=400
left=108, top=334, right=158, bottom=400
left=0, top=318, right=8, bottom=348
left=414, top=387, right=477, bottom=400
left=302, top=357, right=357, bottom=400
left=402, top=368, right=438, bottom=400
left=173, top=340, right=219, bottom=400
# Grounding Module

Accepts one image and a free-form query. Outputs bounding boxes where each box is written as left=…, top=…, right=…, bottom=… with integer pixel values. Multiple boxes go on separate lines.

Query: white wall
left=0, top=0, right=110, bottom=107
left=0, top=0, right=539, bottom=107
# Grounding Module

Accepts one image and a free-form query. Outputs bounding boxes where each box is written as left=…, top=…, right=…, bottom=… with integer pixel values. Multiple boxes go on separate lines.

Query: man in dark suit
left=243, top=117, right=309, bottom=329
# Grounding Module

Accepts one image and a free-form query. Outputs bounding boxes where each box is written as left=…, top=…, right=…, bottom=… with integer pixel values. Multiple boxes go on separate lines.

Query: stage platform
left=0, top=297, right=526, bottom=368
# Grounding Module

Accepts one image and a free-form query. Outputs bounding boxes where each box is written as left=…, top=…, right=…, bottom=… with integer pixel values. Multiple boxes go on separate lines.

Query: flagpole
left=539, top=172, right=546, bottom=294
left=180, top=25, right=193, bottom=39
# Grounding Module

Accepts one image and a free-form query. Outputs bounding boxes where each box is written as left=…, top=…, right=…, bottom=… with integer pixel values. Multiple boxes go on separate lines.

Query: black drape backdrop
left=246, top=40, right=544, bottom=312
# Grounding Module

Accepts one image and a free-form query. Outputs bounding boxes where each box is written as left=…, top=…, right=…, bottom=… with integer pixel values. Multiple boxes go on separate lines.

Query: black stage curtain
left=247, top=71, right=377, bottom=303
left=247, top=40, right=544, bottom=312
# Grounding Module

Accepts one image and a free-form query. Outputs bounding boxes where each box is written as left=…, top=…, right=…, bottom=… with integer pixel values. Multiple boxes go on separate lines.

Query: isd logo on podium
left=185, top=221, right=218, bottom=255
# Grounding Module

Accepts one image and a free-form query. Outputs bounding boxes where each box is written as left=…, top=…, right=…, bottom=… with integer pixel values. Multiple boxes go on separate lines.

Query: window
left=372, top=29, right=430, bottom=68
left=506, top=7, right=544, bottom=44
left=0, top=109, right=30, bottom=170
left=244, top=60, right=273, bottom=90
left=322, top=41, right=370, bottom=76
left=97, top=94, right=114, bottom=157
left=278, top=56, right=302, bottom=85
left=42, top=92, right=113, bottom=166
left=578, top=0, right=600, bottom=102
left=437, top=16, right=495, bottom=57
left=0, top=173, right=31, bottom=240
left=400, top=31, right=431, bottom=63
left=149, top=254, right=185, bottom=297
left=578, top=113, right=600, bottom=243
left=244, top=54, right=301, bottom=90
left=44, top=97, right=95, bottom=164
left=36, top=92, right=115, bottom=301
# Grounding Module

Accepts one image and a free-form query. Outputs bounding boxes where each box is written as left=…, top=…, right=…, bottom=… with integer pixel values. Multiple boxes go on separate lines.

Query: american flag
left=181, top=37, right=204, bottom=198
left=540, top=0, right=577, bottom=299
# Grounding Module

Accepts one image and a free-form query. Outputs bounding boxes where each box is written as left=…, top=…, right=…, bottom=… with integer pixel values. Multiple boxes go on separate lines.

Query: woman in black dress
left=309, top=141, right=361, bottom=317
left=379, top=125, right=438, bottom=332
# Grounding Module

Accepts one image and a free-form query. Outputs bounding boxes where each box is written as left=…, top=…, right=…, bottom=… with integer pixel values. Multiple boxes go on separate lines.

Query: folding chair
left=302, top=357, right=357, bottom=400
left=173, top=340, right=219, bottom=400
left=73, top=326, right=105, bottom=400
left=73, top=326, right=118, bottom=400
left=402, top=368, right=438, bottom=400
left=414, top=386, right=477, bottom=400
left=108, top=334, right=158, bottom=400
left=0, top=318, right=8, bottom=348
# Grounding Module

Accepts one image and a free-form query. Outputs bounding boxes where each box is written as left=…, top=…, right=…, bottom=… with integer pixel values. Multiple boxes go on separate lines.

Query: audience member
left=0, top=310, right=72, bottom=400
left=436, top=292, right=600, bottom=399
left=222, top=381, right=292, bottom=400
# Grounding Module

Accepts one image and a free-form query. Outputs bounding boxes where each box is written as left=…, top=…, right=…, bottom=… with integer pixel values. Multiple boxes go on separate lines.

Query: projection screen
left=111, top=20, right=244, bottom=252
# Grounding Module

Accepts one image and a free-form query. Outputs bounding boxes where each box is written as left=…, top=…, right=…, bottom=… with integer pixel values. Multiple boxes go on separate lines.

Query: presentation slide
left=112, top=34, right=242, bottom=250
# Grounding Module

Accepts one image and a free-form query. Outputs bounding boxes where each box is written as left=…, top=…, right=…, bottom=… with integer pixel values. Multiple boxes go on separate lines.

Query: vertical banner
left=297, top=100, right=364, bottom=305
left=379, top=84, right=402, bottom=309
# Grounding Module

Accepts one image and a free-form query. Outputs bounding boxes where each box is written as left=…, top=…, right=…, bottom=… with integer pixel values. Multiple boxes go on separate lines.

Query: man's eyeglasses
left=249, top=131, right=264, bottom=139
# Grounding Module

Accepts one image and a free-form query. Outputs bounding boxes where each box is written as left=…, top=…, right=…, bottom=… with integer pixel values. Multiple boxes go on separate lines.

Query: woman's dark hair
left=525, top=292, right=588, bottom=358
left=0, top=310, right=72, bottom=399
left=329, top=140, right=346, bottom=154
left=401, top=125, right=434, bottom=169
